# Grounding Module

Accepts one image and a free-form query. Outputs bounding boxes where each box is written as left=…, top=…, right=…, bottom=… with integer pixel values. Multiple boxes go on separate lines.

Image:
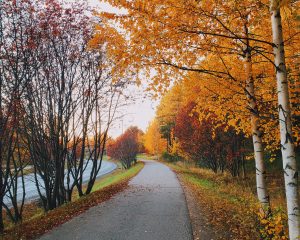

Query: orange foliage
left=92, top=0, right=300, bottom=153
left=143, top=119, right=167, bottom=155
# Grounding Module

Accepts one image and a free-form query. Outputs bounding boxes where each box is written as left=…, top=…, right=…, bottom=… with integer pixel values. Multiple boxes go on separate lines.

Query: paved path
left=40, top=160, right=193, bottom=240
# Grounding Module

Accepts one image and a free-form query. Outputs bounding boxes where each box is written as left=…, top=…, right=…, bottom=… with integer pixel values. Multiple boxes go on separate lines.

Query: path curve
left=40, top=160, right=193, bottom=240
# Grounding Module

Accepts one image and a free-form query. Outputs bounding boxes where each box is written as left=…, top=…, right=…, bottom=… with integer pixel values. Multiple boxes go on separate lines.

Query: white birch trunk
left=270, top=3, right=300, bottom=239
left=245, top=49, right=270, bottom=209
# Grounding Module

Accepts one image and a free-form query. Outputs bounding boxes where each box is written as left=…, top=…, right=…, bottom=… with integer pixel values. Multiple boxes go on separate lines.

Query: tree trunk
left=270, top=4, right=300, bottom=239
left=245, top=47, right=270, bottom=209
left=0, top=195, right=4, bottom=232
left=241, top=154, right=246, bottom=179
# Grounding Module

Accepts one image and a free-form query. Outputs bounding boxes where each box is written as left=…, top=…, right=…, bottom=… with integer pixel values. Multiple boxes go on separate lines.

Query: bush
left=256, top=208, right=288, bottom=240
left=161, top=151, right=183, bottom=162
left=174, top=102, right=246, bottom=175
left=107, top=127, right=142, bottom=169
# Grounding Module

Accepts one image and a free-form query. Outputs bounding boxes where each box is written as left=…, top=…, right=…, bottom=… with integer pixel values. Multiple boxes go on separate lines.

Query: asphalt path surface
left=4, top=160, right=117, bottom=206
left=40, top=160, right=193, bottom=240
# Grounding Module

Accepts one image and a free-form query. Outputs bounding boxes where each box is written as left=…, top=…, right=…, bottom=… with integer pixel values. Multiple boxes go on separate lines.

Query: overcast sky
left=67, top=0, right=158, bottom=138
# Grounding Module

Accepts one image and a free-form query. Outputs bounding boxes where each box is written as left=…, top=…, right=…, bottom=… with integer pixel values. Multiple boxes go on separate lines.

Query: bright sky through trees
left=65, top=0, right=158, bottom=138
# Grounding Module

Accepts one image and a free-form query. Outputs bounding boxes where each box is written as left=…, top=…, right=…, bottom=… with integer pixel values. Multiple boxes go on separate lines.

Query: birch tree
left=270, top=0, right=300, bottom=238
left=94, top=0, right=275, bottom=209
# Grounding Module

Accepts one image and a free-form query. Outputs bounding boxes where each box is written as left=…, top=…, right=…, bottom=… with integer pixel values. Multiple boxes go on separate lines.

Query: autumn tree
left=22, top=0, right=95, bottom=210
left=173, top=102, right=246, bottom=175
left=21, top=0, right=129, bottom=210
left=269, top=0, right=300, bottom=237
left=93, top=0, right=275, bottom=209
left=0, top=0, right=37, bottom=229
left=107, top=126, right=142, bottom=169
left=95, top=0, right=300, bottom=217
left=155, top=84, right=183, bottom=153
left=0, top=1, right=130, bottom=231
left=144, top=119, right=167, bottom=157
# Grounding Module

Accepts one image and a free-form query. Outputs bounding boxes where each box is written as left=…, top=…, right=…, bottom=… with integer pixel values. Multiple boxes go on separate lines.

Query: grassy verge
left=137, top=153, right=158, bottom=160
left=91, top=162, right=144, bottom=192
left=168, top=163, right=288, bottom=240
left=2, top=162, right=144, bottom=240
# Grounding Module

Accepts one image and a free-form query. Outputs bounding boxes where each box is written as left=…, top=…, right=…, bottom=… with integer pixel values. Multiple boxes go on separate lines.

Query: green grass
left=91, top=162, right=144, bottom=192
left=137, top=153, right=158, bottom=160
left=185, top=174, right=216, bottom=189
left=182, top=172, right=247, bottom=205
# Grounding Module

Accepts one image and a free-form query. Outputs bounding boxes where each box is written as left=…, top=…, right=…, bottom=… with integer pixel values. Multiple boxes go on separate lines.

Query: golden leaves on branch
left=93, top=0, right=300, bottom=152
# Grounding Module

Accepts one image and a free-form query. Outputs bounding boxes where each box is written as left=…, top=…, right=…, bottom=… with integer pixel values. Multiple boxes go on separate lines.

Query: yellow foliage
left=143, top=119, right=166, bottom=155
left=257, top=209, right=288, bottom=240
left=156, top=83, right=183, bottom=124
left=92, top=0, right=300, bottom=153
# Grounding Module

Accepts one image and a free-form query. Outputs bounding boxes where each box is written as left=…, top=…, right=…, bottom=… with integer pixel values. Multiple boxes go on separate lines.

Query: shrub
left=256, top=208, right=288, bottom=240
left=161, top=151, right=183, bottom=162
left=107, top=127, right=142, bottom=169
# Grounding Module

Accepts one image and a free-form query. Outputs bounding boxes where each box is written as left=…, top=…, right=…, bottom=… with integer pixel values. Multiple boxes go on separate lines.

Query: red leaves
left=174, top=102, right=245, bottom=174
left=107, top=127, right=142, bottom=161
left=174, top=102, right=213, bottom=162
